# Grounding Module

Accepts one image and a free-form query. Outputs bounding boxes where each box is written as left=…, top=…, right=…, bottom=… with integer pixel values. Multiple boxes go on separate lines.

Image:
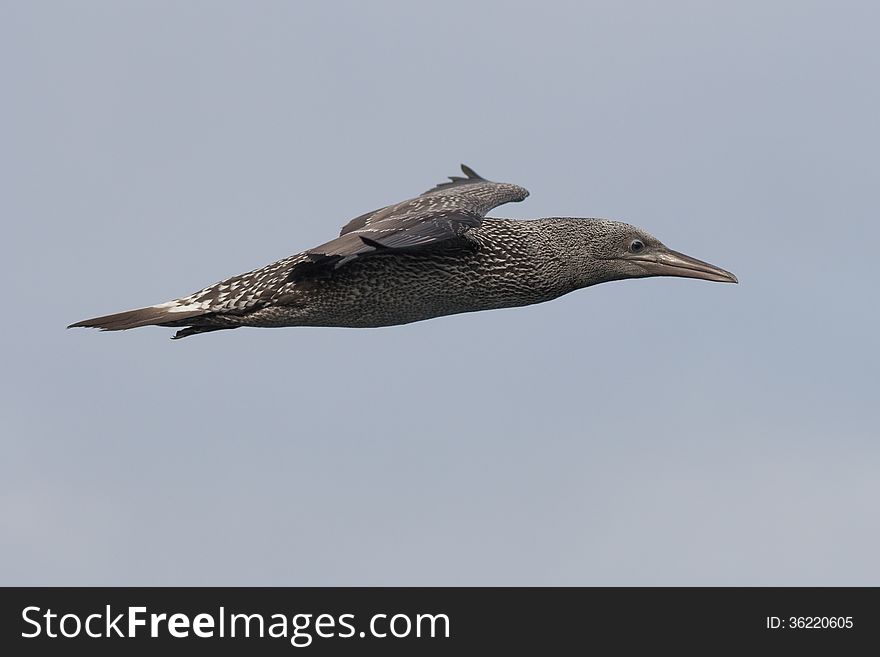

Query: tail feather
left=68, top=303, right=207, bottom=332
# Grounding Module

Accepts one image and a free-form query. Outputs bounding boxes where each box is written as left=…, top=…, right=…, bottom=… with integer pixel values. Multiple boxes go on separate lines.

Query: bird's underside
left=69, top=164, right=737, bottom=339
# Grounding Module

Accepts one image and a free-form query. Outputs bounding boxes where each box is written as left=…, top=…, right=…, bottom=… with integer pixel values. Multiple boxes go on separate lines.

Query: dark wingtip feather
left=424, top=164, right=489, bottom=193
left=460, top=164, right=483, bottom=179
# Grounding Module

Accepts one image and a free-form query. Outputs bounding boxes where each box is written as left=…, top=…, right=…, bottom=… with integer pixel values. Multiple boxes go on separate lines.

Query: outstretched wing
left=289, top=165, right=529, bottom=282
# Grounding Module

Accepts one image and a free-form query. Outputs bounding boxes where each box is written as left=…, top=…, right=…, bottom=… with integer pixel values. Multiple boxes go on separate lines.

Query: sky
left=2, top=1, right=878, bottom=585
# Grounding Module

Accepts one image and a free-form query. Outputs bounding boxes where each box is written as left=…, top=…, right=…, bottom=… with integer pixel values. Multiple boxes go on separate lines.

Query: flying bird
left=69, top=165, right=737, bottom=339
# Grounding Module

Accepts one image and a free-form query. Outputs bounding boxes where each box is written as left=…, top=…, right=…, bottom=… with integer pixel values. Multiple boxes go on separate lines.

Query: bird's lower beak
left=631, top=249, right=738, bottom=283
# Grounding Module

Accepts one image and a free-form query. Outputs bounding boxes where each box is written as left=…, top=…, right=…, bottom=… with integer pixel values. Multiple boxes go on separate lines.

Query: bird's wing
left=290, top=165, right=529, bottom=282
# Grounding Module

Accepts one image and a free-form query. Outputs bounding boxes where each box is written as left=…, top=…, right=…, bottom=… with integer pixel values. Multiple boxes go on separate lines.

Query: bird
left=69, top=165, right=737, bottom=339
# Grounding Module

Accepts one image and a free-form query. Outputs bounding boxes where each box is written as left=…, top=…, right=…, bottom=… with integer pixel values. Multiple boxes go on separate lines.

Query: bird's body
left=70, top=166, right=737, bottom=339
left=165, top=219, right=584, bottom=332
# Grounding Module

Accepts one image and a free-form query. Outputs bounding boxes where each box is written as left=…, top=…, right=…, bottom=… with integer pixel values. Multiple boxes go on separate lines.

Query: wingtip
left=460, top=164, right=481, bottom=179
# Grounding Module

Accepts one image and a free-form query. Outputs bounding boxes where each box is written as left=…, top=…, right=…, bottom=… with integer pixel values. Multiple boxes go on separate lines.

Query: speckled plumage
left=69, top=165, right=737, bottom=339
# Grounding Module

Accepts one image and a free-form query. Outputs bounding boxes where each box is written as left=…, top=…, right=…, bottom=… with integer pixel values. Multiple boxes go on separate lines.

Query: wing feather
left=291, top=165, right=528, bottom=282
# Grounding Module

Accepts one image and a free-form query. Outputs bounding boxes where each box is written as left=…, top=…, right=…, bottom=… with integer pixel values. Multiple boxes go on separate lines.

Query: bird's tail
left=67, top=302, right=207, bottom=332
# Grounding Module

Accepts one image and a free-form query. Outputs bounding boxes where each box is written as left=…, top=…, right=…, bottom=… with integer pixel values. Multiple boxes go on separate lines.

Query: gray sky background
left=2, top=1, right=878, bottom=585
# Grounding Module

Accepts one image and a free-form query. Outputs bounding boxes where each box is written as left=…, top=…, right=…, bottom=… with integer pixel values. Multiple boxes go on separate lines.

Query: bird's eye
left=629, top=239, right=645, bottom=253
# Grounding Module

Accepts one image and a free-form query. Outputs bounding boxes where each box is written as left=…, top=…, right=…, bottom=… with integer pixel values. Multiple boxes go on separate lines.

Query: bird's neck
left=494, top=218, right=622, bottom=289
left=473, top=218, right=613, bottom=298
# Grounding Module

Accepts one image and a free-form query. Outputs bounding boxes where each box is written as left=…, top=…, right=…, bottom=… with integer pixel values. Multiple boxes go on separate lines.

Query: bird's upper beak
left=629, top=249, right=738, bottom=283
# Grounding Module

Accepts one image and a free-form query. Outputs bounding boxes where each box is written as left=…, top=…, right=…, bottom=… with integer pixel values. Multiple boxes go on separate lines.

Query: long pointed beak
left=631, top=249, right=738, bottom=283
